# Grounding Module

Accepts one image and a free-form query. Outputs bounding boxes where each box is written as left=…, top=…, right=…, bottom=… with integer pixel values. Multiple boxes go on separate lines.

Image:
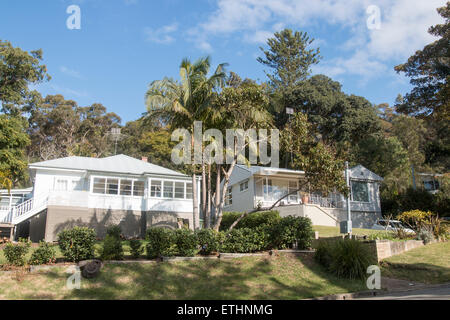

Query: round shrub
left=175, top=228, right=198, bottom=257
left=3, top=239, right=30, bottom=266
left=270, top=216, right=313, bottom=249
left=146, top=227, right=176, bottom=259
left=100, top=234, right=124, bottom=260
left=106, top=225, right=122, bottom=239
left=196, top=228, right=222, bottom=255
left=222, top=226, right=271, bottom=253
left=220, top=210, right=281, bottom=231
left=129, top=239, right=144, bottom=259
left=29, top=241, right=56, bottom=265
left=57, top=227, right=96, bottom=262
left=327, top=239, right=376, bottom=280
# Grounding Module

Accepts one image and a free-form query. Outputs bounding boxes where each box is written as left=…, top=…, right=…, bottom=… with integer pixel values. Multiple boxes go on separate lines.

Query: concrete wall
left=275, top=204, right=380, bottom=228
left=365, top=240, right=425, bottom=262
left=33, top=205, right=194, bottom=242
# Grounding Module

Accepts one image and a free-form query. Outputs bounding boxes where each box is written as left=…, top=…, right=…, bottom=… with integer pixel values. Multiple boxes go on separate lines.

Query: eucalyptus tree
left=145, top=57, right=227, bottom=229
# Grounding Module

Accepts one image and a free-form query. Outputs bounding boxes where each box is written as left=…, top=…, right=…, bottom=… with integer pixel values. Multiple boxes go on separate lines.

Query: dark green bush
left=222, top=226, right=271, bottom=253
left=174, top=228, right=198, bottom=257
left=146, top=227, right=176, bottom=259
left=3, top=239, right=30, bottom=266
left=270, top=216, right=313, bottom=249
left=196, top=228, right=223, bottom=255
left=129, top=239, right=144, bottom=259
left=106, top=225, right=122, bottom=239
left=315, top=239, right=376, bottom=280
left=101, top=235, right=124, bottom=260
left=29, top=241, right=56, bottom=265
left=219, top=210, right=281, bottom=230
left=57, top=227, right=96, bottom=262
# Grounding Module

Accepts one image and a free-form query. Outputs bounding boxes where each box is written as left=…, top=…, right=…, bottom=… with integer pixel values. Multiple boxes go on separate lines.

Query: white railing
left=309, top=194, right=344, bottom=208
left=0, top=195, right=48, bottom=224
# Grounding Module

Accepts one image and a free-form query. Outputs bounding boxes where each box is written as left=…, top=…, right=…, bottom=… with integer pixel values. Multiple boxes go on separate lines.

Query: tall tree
left=257, top=29, right=321, bottom=128
left=0, top=40, right=50, bottom=115
left=146, top=56, right=227, bottom=230
left=0, top=114, right=30, bottom=185
left=394, top=3, right=449, bottom=118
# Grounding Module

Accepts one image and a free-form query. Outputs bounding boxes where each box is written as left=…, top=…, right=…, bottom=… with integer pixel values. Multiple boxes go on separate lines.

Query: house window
left=120, top=180, right=133, bottom=196
left=240, top=180, right=249, bottom=192
left=93, top=178, right=106, bottom=194
left=133, top=181, right=145, bottom=197
left=288, top=180, right=298, bottom=202
left=106, top=179, right=119, bottom=195
left=175, top=182, right=185, bottom=199
left=225, top=187, right=232, bottom=206
left=351, top=181, right=369, bottom=202
left=150, top=180, right=162, bottom=197
left=56, top=179, right=68, bottom=191
left=163, top=181, right=174, bottom=198
left=263, top=179, right=272, bottom=201
left=186, top=183, right=193, bottom=199
left=423, top=180, right=439, bottom=191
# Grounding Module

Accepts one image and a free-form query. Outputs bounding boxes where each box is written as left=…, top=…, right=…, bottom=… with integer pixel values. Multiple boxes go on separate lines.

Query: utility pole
left=285, top=107, right=294, bottom=168
left=342, top=161, right=352, bottom=237
left=411, top=165, right=417, bottom=190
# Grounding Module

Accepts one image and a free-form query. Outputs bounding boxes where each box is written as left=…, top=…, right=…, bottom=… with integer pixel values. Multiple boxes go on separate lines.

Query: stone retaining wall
left=365, top=240, right=425, bottom=262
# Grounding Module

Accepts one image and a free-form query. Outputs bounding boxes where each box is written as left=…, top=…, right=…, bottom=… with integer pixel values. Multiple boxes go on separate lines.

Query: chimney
left=141, top=156, right=148, bottom=162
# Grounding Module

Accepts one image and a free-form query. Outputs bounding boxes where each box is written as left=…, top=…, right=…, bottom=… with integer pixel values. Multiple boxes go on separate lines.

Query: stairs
left=0, top=195, right=48, bottom=225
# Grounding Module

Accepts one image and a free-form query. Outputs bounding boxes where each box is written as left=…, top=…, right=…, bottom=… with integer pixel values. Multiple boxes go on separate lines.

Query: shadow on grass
left=18, top=253, right=368, bottom=300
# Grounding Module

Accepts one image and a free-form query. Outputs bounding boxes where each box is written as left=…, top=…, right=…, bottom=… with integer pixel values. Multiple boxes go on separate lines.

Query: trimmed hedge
left=219, top=210, right=281, bottom=231
left=270, top=216, right=313, bottom=250
left=3, top=239, right=31, bottom=266
left=58, top=227, right=96, bottom=262
left=129, top=239, right=144, bottom=259
left=146, top=227, right=177, bottom=258
left=29, top=241, right=56, bottom=265
left=174, top=229, right=199, bottom=257
left=100, top=225, right=124, bottom=260
left=196, top=228, right=223, bottom=255
left=222, top=226, right=272, bottom=253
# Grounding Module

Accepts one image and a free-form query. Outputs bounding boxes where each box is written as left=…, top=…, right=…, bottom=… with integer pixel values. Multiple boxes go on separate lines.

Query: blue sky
left=0, top=0, right=445, bottom=123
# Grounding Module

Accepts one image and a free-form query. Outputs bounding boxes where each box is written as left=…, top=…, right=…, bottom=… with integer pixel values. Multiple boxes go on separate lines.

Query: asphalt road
left=356, top=284, right=450, bottom=300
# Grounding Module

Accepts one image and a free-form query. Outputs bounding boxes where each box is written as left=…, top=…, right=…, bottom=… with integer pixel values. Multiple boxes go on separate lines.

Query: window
left=133, top=181, right=145, bottom=197
left=186, top=183, right=193, bottom=199
left=240, top=180, right=249, bottom=192
left=225, top=187, right=233, bottom=206
left=423, top=180, right=439, bottom=191
left=263, top=179, right=272, bottom=201
left=288, top=180, right=298, bottom=202
left=56, top=179, right=68, bottom=191
left=163, top=181, right=174, bottom=198
left=175, top=182, right=184, bottom=199
left=150, top=180, right=162, bottom=197
left=93, top=178, right=106, bottom=194
left=120, top=180, right=132, bottom=196
left=106, top=179, right=119, bottom=195
left=351, top=181, right=369, bottom=202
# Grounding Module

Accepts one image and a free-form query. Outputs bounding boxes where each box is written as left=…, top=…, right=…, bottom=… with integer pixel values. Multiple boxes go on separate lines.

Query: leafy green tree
left=394, top=3, right=449, bottom=118
left=146, top=56, right=227, bottom=229
left=258, top=29, right=321, bottom=128
left=0, top=40, right=50, bottom=115
left=0, top=114, right=30, bottom=185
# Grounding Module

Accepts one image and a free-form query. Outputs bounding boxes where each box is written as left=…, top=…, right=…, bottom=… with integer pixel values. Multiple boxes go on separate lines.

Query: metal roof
left=29, top=154, right=188, bottom=177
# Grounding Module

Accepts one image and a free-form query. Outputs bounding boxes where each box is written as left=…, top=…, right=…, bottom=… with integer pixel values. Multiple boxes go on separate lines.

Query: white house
left=221, top=164, right=383, bottom=228
left=0, top=154, right=200, bottom=242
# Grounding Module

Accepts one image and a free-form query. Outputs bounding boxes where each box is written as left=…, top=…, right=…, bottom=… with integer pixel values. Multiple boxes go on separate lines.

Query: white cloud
left=144, top=23, right=178, bottom=44
left=60, top=66, right=82, bottom=79
left=188, top=0, right=445, bottom=81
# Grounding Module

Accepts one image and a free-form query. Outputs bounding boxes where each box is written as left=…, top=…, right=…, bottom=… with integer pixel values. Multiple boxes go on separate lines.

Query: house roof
left=29, top=154, right=188, bottom=177
left=236, top=165, right=305, bottom=176
left=349, top=165, right=383, bottom=182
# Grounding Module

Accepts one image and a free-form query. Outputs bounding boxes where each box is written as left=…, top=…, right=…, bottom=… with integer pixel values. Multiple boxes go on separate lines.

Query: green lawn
left=313, top=225, right=380, bottom=238
left=380, top=241, right=450, bottom=284
left=0, top=253, right=368, bottom=300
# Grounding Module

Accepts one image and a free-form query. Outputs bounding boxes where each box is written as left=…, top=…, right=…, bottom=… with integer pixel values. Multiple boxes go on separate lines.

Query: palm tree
left=145, top=57, right=227, bottom=230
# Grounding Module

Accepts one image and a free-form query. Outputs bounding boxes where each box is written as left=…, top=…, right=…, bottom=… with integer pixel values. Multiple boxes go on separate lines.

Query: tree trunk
left=192, top=171, right=198, bottom=230
left=206, top=163, right=212, bottom=228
